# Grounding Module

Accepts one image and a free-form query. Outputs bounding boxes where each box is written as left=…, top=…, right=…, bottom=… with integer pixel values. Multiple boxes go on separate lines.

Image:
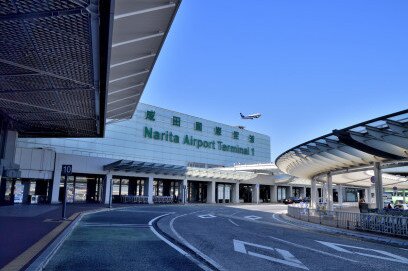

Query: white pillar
left=147, top=176, right=154, bottom=204
left=207, top=181, right=215, bottom=203
left=232, top=182, right=240, bottom=203
left=374, top=162, right=383, bottom=210
left=327, top=173, right=333, bottom=211
left=311, top=179, right=318, bottom=208
left=337, top=185, right=343, bottom=206
left=270, top=185, right=277, bottom=203
left=51, top=153, right=62, bottom=203
left=365, top=187, right=371, bottom=204
left=288, top=186, right=293, bottom=198
left=322, top=182, right=328, bottom=204
left=103, top=172, right=112, bottom=204
left=252, top=183, right=259, bottom=204
left=301, top=186, right=306, bottom=198
left=182, top=178, right=188, bottom=203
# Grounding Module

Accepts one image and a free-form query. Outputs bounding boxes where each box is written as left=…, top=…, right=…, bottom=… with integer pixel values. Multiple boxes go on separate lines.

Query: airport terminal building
left=1, top=104, right=282, bottom=205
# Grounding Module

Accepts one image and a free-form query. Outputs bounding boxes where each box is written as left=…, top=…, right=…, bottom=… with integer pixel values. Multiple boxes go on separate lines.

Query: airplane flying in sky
left=240, top=113, right=261, bottom=120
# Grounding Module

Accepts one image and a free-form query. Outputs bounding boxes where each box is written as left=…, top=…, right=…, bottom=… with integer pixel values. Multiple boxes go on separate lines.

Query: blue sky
left=141, top=0, right=408, bottom=161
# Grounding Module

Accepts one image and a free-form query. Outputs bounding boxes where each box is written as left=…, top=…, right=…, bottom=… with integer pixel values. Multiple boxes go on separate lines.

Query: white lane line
left=81, top=223, right=149, bottom=228
left=267, top=236, right=359, bottom=263
left=401, top=248, right=408, bottom=251
left=148, top=213, right=212, bottom=271
left=198, top=214, right=216, bottom=219
left=317, top=241, right=408, bottom=264
left=230, top=210, right=243, bottom=216
left=228, top=219, right=239, bottom=227
left=170, top=211, right=226, bottom=271
left=118, top=210, right=175, bottom=213
left=272, top=213, right=294, bottom=225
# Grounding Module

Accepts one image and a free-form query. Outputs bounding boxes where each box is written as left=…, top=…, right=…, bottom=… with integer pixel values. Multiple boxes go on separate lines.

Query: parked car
left=283, top=197, right=301, bottom=204
left=301, top=197, right=310, bottom=203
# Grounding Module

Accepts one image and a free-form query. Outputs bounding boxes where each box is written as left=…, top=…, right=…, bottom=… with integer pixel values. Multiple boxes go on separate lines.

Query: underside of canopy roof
left=0, top=0, right=113, bottom=137
left=276, top=110, right=408, bottom=180
left=106, top=0, right=181, bottom=121
left=104, top=160, right=258, bottom=181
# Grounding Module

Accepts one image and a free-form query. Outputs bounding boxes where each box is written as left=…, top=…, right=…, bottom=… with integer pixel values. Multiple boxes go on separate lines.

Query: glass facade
left=18, top=103, right=271, bottom=167
left=58, top=175, right=103, bottom=203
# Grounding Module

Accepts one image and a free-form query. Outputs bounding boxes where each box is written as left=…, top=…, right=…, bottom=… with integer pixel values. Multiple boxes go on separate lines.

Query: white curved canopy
left=276, top=110, right=408, bottom=183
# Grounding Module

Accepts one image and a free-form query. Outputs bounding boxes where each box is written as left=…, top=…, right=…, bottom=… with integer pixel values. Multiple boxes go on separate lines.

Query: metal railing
left=287, top=206, right=408, bottom=238
left=120, top=195, right=148, bottom=204
left=153, top=196, right=176, bottom=204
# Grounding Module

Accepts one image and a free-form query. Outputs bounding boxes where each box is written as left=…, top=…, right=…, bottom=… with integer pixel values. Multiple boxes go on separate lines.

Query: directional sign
left=61, top=164, right=72, bottom=175
left=233, top=239, right=308, bottom=270
left=198, top=214, right=216, bottom=219
left=317, top=241, right=408, bottom=264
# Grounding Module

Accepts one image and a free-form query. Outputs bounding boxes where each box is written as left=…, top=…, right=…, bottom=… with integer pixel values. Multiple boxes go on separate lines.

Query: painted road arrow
left=233, top=239, right=309, bottom=270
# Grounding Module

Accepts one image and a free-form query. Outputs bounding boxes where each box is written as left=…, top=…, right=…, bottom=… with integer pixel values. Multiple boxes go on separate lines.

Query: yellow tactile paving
left=1, top=212, right=80, bottom=271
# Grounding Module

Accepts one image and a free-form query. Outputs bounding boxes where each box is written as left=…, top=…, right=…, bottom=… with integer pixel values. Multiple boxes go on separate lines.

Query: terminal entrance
left=277, top=186, right=287, bottom=202
left=58, top=174, right=103, bottom=203
left=154, top=179, right=181, bottom=201
left=259, top=185, right=270, bottom=203
left=188, top=181, right=207, bottom=203
left=216, top=183, right=232, bottom=203
left=239, top=184, right=252, bottom=203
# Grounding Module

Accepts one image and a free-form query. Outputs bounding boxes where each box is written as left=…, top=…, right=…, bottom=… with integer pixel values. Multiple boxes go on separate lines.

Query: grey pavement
left=42, top=204, right=408, bottom=271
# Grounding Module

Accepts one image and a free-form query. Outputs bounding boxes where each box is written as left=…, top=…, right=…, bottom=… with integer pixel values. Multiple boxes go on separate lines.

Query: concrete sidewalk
left=0, top=204, right=109, bottom=270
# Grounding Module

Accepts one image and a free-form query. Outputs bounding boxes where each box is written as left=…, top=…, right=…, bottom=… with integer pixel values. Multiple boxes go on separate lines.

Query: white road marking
left=401, top=248, right=408, bottom=251
left=198, top=214, right=216, bottom=219
left=81, top=223, right=149, bottom=228
left=228, top=219, right=239, bottom=226
left=317, top=241, right=408, bottom=264
left=170, top=211, right=226, bottom=271
left=148, top=213, right=212, bottom=271
left=268, top=236, right=359, bottom=263
left=244, top=215, right=261, bottom=220
left=233, top=239, right=308, bottom=270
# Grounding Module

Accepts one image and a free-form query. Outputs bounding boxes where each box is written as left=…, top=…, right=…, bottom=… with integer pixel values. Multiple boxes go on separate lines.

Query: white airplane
left=240, top=112, right=261, bottom=120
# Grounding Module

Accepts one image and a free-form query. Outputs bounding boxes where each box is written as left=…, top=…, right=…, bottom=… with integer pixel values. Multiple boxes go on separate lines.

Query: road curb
left=279, top=214, right=408, bottom=248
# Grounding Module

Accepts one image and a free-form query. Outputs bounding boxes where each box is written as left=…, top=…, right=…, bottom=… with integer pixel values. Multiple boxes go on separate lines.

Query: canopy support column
left=311, top=179, right=318, bottom=208
left=337, top=184, right=343, bottom=206
left=232, top=182, right=240, bottom=204
left=374, top=162, right=383, bottom=210
left=270, top=185, right=277, bottom=203
left=147, top=176, right=154, bottom=204
left=327, top=173, right=333, bottom=211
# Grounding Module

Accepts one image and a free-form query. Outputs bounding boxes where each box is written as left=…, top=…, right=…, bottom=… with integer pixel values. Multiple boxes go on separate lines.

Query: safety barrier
left=120, top=195, right=148, bottom=204
left=287, top=206, right=408, bottom=238
left=152, top=196, right=175, bottom=204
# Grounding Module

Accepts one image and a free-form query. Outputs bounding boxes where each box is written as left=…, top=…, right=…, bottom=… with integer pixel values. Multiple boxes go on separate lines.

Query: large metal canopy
left=0, top=0, right=113, bottom=137
left=106, top=0, right=181, bottom=121
left=104, top=160, right=187, bottom=176
left=276, top=110, right=408, bottom=180
left=103, top=160, right=257, bottom=181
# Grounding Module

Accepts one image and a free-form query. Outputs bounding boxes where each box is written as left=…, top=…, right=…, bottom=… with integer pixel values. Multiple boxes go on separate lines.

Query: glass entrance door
left=188, top=181, right=207, bottom=203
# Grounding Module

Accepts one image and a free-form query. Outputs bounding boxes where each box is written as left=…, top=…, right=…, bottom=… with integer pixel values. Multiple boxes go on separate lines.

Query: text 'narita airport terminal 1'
left=144, top=127, right=255, bottom=156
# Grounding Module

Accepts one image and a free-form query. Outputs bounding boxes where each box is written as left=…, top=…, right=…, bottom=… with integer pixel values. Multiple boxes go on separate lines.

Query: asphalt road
left=43, top=204, right=408, bottom=271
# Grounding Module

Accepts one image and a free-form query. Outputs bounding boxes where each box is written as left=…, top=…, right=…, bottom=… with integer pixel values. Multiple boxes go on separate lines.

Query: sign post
left=61, top=165, right=72, bottom=220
